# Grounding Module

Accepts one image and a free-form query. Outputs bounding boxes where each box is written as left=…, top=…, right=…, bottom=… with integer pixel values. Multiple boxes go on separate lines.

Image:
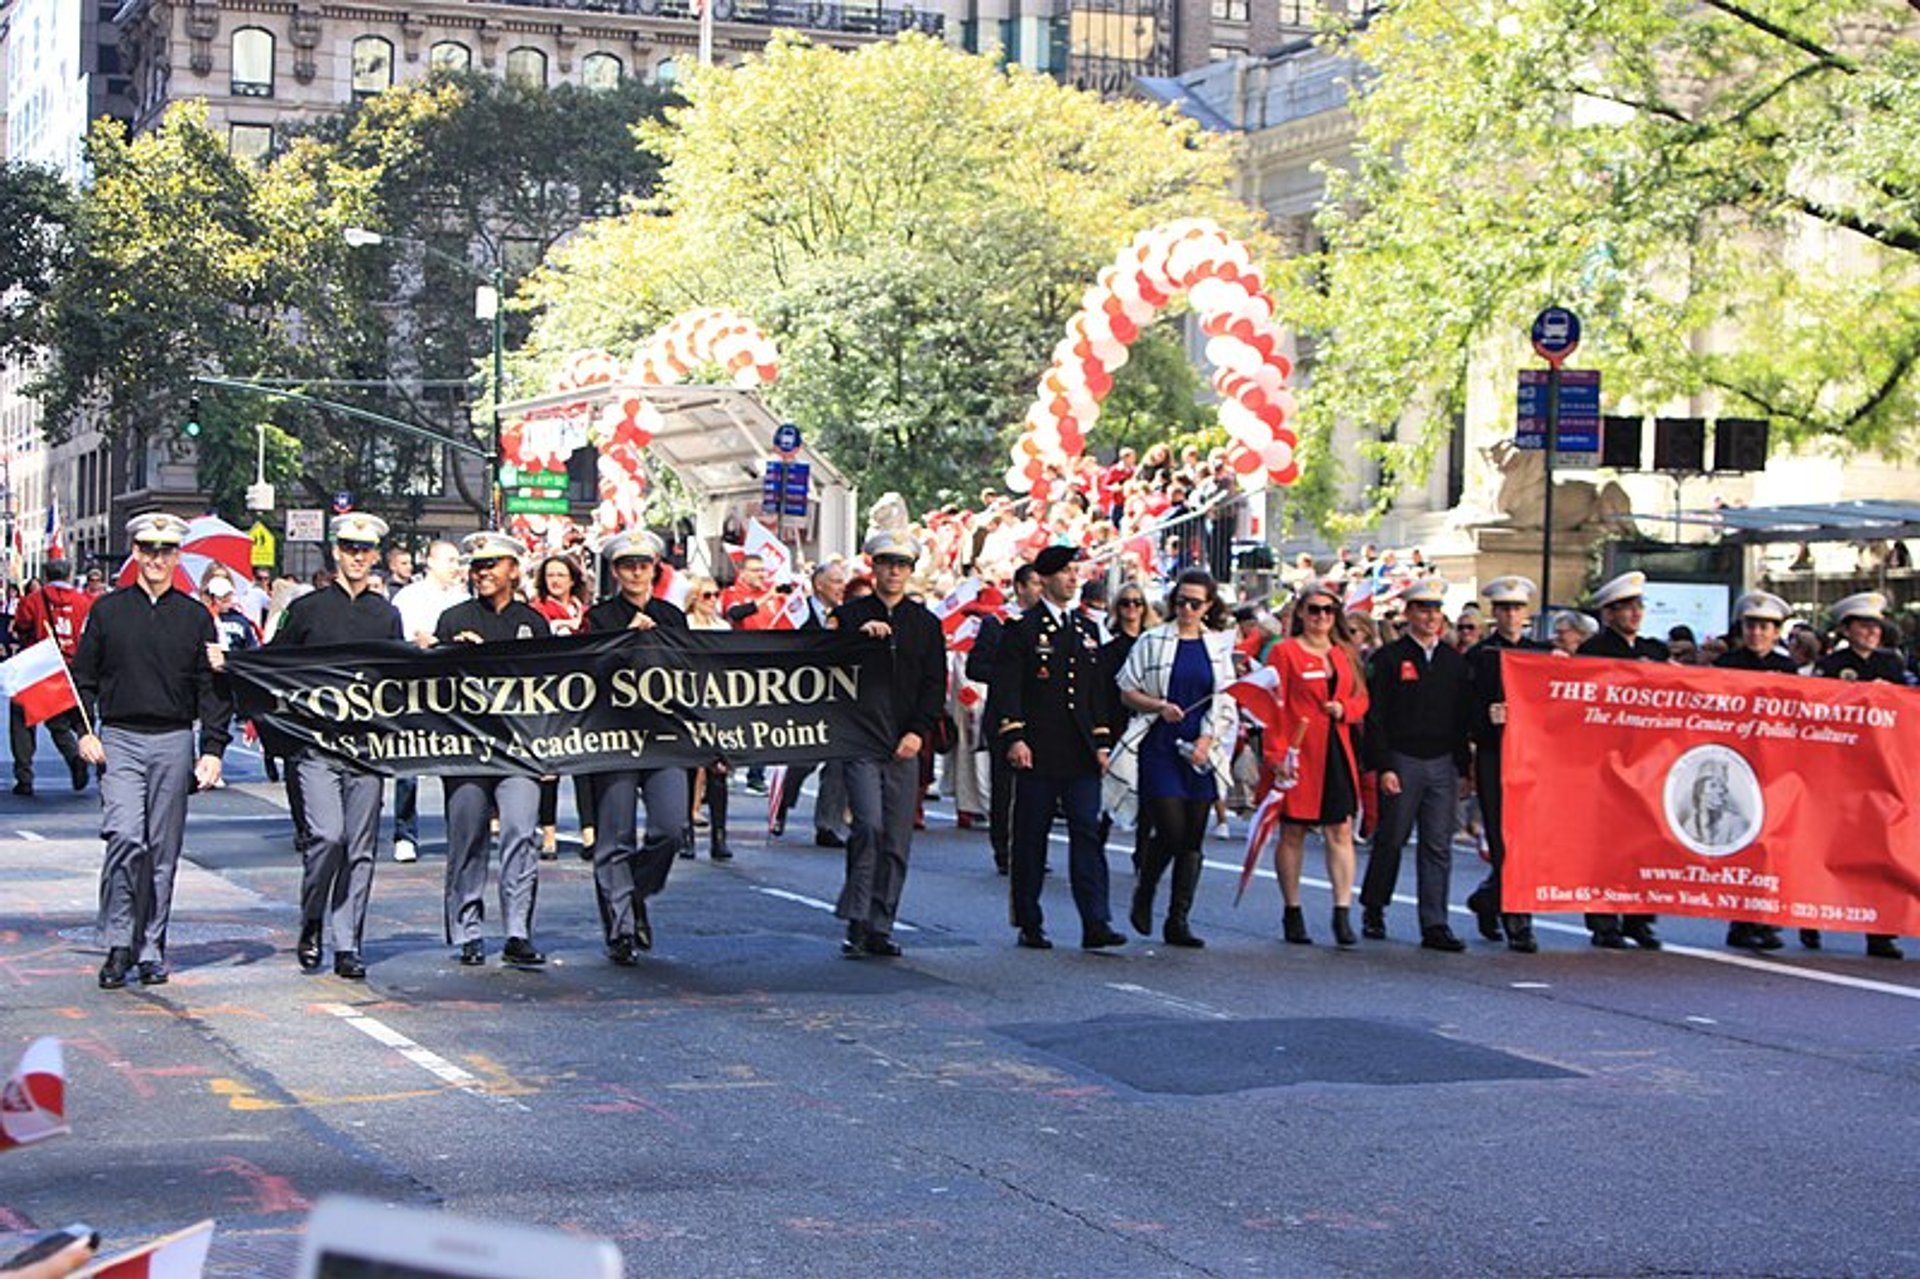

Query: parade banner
left=1501, top=652, right=1920, bottom=935
left=226, top=630, right=894, bottom=778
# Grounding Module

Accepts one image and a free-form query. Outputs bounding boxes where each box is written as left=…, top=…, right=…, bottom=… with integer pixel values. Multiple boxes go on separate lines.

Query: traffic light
left=184, top=394, right=202, bottom=439
left=1600, top=415, right=1643, bottom=470
left=1653, top=417, right=1705, bottom=472
left=1713, top=418, right=1770, bottom=473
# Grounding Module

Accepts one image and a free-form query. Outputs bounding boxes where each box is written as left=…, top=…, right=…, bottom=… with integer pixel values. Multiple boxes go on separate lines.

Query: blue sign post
left=1530, top=307, right=1583, bottom=629
left=761, top=461, right=784, bottom=517
left=781, top=460, right=811, bottom=519
left=1517, top=369, right=1601, bottom=453
left=773, top=422, right=803, bottom=456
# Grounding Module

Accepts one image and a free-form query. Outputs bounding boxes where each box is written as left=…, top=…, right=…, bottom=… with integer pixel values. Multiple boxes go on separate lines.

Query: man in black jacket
left=1463, top=576, right=1548, bottom=952
left=1577, top=570, right=1668, bottom=950
left=1360, top=577, right=1475, bottom=951
left=991, top=546, right=1124, bottom=951
left=832, top=530, right=946, bottom=958
left=965, top=563, right=1041, bottom=873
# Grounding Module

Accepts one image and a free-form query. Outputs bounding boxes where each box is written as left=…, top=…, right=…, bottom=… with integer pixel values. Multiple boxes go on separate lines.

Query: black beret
left=1031, top=545, right=1079, bottom=576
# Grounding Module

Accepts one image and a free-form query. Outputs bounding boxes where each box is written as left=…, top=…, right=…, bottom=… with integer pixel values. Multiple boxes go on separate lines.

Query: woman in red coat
left=1264, top=582, right=1370, bottom=946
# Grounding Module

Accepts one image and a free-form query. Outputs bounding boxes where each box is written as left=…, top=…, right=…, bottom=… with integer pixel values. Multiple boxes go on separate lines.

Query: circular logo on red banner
left=1663, top=744, right=1764, bottom=858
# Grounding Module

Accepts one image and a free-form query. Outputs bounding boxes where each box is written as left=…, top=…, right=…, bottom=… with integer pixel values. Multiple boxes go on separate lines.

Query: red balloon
left=1229, top=447, right=1263, bottom=474
left=1269, top=354, right=1294, bottom=381
left=1085, top=366, right=1113, bottom=400
left=1269, top=461, right=1300, bottom=486
left=1110, top=313, right=1138, bottom=345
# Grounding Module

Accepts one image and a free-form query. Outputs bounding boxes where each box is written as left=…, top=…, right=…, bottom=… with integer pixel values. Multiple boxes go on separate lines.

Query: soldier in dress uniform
left=990, top=545, right=1123, bottom=951
left=1576, top=570, right=1668, bottom=951
left=1808, top=591, right=1906, bottom=959
left=72, top=513, right=231, bottom=989
left=435, top=531, right=551, bottom=968
left=270, top=512, right=404, bottom=980
left=1714, top=591, right=1797, bottom=952
left=582, top=529, right=692, bottom=966
left=1464, top=575, right=1550, bottom=953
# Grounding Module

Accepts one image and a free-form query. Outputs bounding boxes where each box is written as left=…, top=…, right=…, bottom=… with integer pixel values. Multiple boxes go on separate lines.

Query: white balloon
left=1261, top=439, right=1294, bottom=472
left=1235, top=467, right=1269, bottom=493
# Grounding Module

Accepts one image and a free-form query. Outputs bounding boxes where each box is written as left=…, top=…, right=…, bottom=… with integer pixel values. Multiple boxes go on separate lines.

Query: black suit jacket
left=990, top=604, right=1113, bottom=777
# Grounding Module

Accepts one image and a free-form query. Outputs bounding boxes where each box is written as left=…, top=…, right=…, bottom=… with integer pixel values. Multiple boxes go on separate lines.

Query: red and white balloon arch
left=500, top=309, right=781, bottom=543
left=1008, top=218, right=1298, bottom=502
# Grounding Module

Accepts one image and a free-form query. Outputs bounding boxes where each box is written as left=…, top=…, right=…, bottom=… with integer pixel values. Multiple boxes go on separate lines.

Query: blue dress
left=1138, top=638, right=1219, bottom=803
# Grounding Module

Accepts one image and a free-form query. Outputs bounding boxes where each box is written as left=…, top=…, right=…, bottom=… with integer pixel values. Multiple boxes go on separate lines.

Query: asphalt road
left=2, top=738, right=1917, bottom=1278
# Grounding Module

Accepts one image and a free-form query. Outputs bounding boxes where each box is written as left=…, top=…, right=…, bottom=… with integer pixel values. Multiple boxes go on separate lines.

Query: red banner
left=1501, top=651, right=1920, bottom=935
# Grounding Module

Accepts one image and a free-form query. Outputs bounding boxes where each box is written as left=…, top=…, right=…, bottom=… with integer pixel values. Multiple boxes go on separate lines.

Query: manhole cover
left=995, top=1015, right=1578, bottom=1094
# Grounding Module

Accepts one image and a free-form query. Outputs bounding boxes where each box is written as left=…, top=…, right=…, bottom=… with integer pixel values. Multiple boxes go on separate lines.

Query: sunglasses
left=336, top=540, right=379, bottom=555
left=698, top=589, right=720, bottom=599
left=1302, top=603, right=1338, bottom=617
left=133, top=542, right=178, bottom=556
left=469, top=557, right=507, bottom=571
left=1116, top=598, right=1145, bottom=608
left=613, top=556, right=656, bottom=570
left=1173, top=596, right=1209, bottom=610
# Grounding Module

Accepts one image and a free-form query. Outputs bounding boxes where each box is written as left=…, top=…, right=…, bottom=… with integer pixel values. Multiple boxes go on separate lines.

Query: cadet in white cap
left=435, top=531, right=552, bottom=967
left=269, top=511, right=404, bottom=980
left=1463, top=575, right=1549, bottom=952
left=830, top=529, right=945, bottom=958
left=1358, top=577, right=1477, bottom=951
left=1810, top=590, right=1906, bottom=959
left=1714, top=589, right=1797, bottom=953
left=582, top=527, right=691, bottom=965
left=71, top=513, right=231, bottom=990
left=1576, top=568, right=1668, bottom=951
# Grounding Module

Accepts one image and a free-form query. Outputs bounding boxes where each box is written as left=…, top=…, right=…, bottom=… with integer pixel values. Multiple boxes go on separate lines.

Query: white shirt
left=392, top=578, right=470, bottom=641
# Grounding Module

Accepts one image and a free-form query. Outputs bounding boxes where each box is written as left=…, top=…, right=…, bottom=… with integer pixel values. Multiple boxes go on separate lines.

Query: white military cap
left=1400, top=576, right=1447, bottom=607
left=1732, top=591, right=1790, bottom=624
left=600, top=529, right=665, bottom=563
left=862, top=529, right=923, bottom=562
left=1830, top=591, right=1888, bottom=623
left=460, top=530, right=525, bottom=564
left=1483, top=575, right=1537, bottom=606
left=1591, top=571, right=1647, bottom=609
left=127, top=512, right=190, bottom=546
left=331, top=511, right=389, bottom=544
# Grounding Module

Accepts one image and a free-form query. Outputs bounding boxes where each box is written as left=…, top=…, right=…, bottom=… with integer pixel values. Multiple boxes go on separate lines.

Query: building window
left=1277, top=0, right=1315, bottom=24
left=1210, top=0, right=1249, bottom=20
left=231, top=27, right=274, bottom=98
left=229, top=123, right=274, bottom=163
left=1208, top=44, right=1245, bottom=61
left=506, top=47, right=548, bottom=89
left=351, top=36, right=394, bottom=96
left=582, top=52, right=622, bottom=91
left=429, top=41, right=471, bottom=73
left=652, top=58, right=677, bottom=86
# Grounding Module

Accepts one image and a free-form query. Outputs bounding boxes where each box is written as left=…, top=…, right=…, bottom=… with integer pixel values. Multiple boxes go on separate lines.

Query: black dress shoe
left=11, top=781, right=31, bottom=797
left=458, top=939, right=486, bottom=966
left=1799, top=928, right=1823, bottom=950
left=1590, top=928, right=1627, bottom=950
left=98, top=947, right=133, bottom=989
left=1623, top=922, right=1662, bottom=951
left=503, top=937, right=546, bottom=966
left=1163, top=924, right=1205, bottom=949
left=1866, top=935, right=1905, bottom=960
left=1361, top=907, right=1386, bottom=941
left=607, top=936, right=640, bottom=967
left=710, top=841, right=734, bottom=862
left=137, top=959, right=169, bottom=986
left=1726, top=923, right=1761, bottom=950
left=815, top=829, right=846, bottom=849
left=634, top=898, right=654, bottom=951
left=1466, top=886, right=1502, bottom=941
left=1017, top=927, right=1053, bottom=950
left=1754, top=925, right=1784, bottom=951
left=1421, top=926, right=1467, bottom=953
left=332, top=952, right=366, bottom=980
left=297, top=920, right=324, bottom=972
left=840, top=920, right=867, bottom=958
left=862, top=933, right=903, bottom=958
left=769, top=816, right=785, bottom=837
left=1506, top=928, right=1539, bottom=955
left=1081, top=926, right=1127, bottom=951
left=1128, top=890, right=1154, bottom=937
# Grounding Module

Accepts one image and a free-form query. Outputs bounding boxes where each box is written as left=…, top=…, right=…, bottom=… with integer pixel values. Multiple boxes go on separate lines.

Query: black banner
left=226, top=629, right=895, bottom=778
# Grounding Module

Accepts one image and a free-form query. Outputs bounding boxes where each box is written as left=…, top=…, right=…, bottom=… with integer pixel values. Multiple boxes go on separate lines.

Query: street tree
left=521, top=34, right=1260, bottom=512
left=0, top=163, right=75, bottom=362
left=1293, top=0, right=1920, bottom=510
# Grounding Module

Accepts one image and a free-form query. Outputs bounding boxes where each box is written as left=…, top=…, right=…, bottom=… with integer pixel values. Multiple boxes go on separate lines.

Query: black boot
left=1465, top=884, right=1502, bottom=941
left=1163, top=852, right=1205, bottom=948
left=1283, top=905, right=1313, bottom=945
left=708, top=776, right=733, bottom=861
left=1131, top=840, right=1171, bottom=936
left=1331, top=906, right=1356, bottom=947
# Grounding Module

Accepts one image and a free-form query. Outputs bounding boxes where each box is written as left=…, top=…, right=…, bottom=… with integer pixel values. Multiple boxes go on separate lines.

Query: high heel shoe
left=1331, top=906, right=1356, bottom=948
left=1283, top=905, right=1313, bottom=945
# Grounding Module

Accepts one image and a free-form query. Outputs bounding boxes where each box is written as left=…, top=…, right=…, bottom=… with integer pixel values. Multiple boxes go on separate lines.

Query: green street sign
left=510, top=469, right=568, bottom=491
left=505, top=494, right=570, bottom=515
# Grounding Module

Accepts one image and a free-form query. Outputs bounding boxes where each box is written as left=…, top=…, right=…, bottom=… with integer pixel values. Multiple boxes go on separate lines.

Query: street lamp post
left=345, top=227, right=506, bottom=526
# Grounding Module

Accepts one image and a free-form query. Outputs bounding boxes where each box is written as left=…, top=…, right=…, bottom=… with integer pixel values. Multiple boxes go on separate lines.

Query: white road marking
left=16, top=829, right=45, bottom=841
left=317, top=1003, right=527, bottom=1109
left=750, top=885, right=918, bottom=932
left=1104, top=981, right=1232, bottom=1020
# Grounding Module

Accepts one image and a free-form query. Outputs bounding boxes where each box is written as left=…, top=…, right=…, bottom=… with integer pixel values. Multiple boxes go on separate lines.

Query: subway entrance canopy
left=496, top=382, right=858, bottom=565
left=1665, top=500, right=1920, bottom=544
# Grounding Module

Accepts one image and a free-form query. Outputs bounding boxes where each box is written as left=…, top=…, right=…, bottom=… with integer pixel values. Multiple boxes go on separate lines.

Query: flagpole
left=42, top=612, right=96, bottom=740
left=698, top=0, right=714, bottom=66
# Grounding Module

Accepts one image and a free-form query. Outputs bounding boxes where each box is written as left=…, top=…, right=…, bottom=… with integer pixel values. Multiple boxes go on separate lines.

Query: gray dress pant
left=97, top=726, right=194, bottom=964
left=1361, top=751, right=1460, bottom=931
left=443, top=774, right=541, bottom=944
left=838, top=753, right=918, bottom=940
left=591, top=767, right=690, bottom=944
left=295, top=753, right=383, bottom=953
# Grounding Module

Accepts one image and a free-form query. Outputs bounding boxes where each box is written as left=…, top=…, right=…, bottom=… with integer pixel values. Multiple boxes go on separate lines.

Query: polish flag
left=0, top=638, right=80, bottom=727
left=0, top=1036, right=68, bottom=1152
left=1224, top=664, right=1285, bottom=741
left=1342, top=575, right=1375, bottom=616
left=766, top=586, right=810, bottom=631
left=82, top=1219, right=215, bottom=1279
left=929, top=578, right=982, bottom=636
left=743, top=520, right=794, bottom=584
left=947, top=614, right=982, bottom=655
left=45, top=497, right=65, bottom=561
left=653, top=561, right=690, bottom=611
left=115, top=515, right=254, bottom=593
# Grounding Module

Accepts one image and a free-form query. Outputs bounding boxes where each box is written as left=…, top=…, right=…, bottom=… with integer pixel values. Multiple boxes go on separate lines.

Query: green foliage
left=1292, top=0, right=1920, bottom=515
left=0, top=163, right=74, bottom=361
left=521, top=35, right=1262, bottom=512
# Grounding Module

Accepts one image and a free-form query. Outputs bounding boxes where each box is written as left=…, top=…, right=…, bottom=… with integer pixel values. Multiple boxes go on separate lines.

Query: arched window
left=231, top=27, right=274, bottom=97
left=652, top=58, right=678, bottom=86
left=351, top=35, right=394, bottom=96
left=429, top=41, right=471, bottom=74
left=505, top=47, right=548, bottom=89
left=582, top=52, right=623, bottom=91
